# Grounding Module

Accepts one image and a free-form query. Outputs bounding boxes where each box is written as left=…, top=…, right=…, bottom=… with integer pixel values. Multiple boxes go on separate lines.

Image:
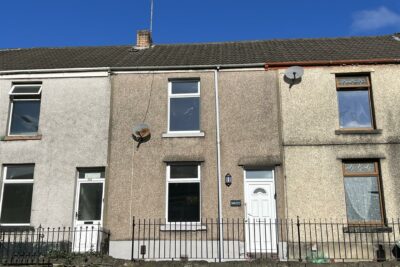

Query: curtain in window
left=344, top=176, right=381, bottom=222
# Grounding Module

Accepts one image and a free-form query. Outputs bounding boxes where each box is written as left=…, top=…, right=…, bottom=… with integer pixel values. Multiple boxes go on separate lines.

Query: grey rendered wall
left=278, top=65, right=400, bottom=219
left=0, top=75, right=111, bottom=227
left=106, top=69, right=282, bottom=241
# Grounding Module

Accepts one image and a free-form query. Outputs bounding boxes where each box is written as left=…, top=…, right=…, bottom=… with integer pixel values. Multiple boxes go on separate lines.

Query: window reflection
left=338, top=90, right=372, bottom=128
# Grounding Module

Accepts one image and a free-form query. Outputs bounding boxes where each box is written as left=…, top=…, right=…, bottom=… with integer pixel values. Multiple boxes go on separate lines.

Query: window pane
left=336, top=77, right=369, bottom=87
left=78, top=169, right=105, bottom=179
left=11, top=85, right=41, bottom=94
left=168, top=183, right=200, bottom=222
left=337, top=90, right=372, bottom=128
left=171, top=81, right=198, bottom=94
left=6, top=165, right=34, bottom=180
left=246, top=170, right=273, bottom=179
left=344, top=176, right=382, bottom=222
left=169, top=97, right=199, bottom=131
left=344, top=163, right=375, bottom=173
left=0, top=184, right=33, bottom=224
left=78, top=183, right=103, bottom=221
left=10, top=101, right=41, bottom=135
left=170, top=165, right=198, bottom=179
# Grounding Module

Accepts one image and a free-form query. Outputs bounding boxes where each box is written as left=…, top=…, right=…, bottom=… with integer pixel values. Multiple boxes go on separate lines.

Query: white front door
left=73, top=168, right=105, bottom=252
left=244, top=170, right=277, bottom=253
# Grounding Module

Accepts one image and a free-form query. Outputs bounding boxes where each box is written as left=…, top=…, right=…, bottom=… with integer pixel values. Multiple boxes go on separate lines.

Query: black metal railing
left=131, top=217, right=400, bottom=262
left=0, top=225, right=110, bottom=265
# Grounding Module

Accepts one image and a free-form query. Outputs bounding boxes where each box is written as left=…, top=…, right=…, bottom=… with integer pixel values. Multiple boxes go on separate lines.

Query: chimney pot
left=136, top=30, right=152, bottom=49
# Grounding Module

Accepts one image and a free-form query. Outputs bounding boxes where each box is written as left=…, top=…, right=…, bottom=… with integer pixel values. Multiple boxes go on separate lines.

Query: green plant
left=305, top=251, right=329, bottom=264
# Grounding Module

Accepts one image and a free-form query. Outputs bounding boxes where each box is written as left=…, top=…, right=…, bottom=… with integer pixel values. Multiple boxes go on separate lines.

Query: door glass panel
left=253, top=188, right=267, bottom=194
left=78, top=183, right=103, bottom=221
left=246, top=170, right=273, bottom=179
left=78, top=169, right=105, bottom=179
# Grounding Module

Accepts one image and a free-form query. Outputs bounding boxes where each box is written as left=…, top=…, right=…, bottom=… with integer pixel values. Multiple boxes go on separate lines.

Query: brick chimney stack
left=136, top=30, right=152, bottom=49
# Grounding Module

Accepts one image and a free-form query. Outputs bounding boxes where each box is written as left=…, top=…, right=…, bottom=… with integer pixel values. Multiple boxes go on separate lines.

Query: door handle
left=75, top=211, right=78, bottom=218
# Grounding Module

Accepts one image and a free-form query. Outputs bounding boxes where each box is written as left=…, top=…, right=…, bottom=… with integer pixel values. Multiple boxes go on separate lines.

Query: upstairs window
left=168, top=80, right=200, bottom=132
left=8, top=84, right=42, bottom=136
left=343, top=160, right=384, bottom=224
left=336, top=76, right=375, bottom=129
left=0, top=164, right=35, bottom=225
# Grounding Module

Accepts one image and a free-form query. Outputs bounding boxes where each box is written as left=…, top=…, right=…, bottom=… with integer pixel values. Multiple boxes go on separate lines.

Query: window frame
left=342, top=160, right=385, bottom=225
left=336, top=75, right=376, bottom=131
left=165, top=164, right=201, bottom=223
left=0, top=164, right=35, bottom=226
left=9, top=84, right=42, bottom=96
left=7, top=84, right=42, bottom=137
left=167, top=80, right=201, bottom=134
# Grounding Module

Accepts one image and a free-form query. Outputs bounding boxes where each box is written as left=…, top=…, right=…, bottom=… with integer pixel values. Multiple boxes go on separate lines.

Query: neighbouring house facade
left=0, top=70, right=111, bottom=229
left=0, top=32, right=399, bottom=262
left=278, top=63, right=400, bottom=221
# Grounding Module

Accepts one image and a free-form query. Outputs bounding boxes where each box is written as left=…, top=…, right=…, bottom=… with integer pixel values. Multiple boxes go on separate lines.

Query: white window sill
left=160, top=223, right=207, bottom=231
left=162, top=132, right=205, bottom=138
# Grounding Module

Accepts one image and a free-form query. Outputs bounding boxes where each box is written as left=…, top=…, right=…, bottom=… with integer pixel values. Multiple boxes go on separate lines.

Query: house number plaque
left=230, top=200, right=241, bottom=207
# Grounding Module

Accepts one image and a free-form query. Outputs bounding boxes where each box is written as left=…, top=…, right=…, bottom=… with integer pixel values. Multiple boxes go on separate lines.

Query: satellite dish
left=284, top=66, right=304, bottom=88
left=284, top=66, right=304, bottom=80
left=132, top=123, right=151, bottom=147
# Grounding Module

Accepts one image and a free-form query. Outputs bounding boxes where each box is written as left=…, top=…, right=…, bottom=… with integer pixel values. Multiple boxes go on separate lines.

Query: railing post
left=297, top=216, right=302, bottom=262
left=131, top=216, right=135, bottom=261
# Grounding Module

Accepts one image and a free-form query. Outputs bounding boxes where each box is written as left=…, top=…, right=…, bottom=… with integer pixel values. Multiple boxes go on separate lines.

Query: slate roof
left=0, top=34, right=399, bottom=71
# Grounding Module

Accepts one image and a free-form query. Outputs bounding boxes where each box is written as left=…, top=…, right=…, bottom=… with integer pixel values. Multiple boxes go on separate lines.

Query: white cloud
left=352, top=6, right=400, bottom=32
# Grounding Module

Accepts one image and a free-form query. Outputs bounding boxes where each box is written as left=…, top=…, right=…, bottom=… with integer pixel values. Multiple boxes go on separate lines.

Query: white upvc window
left=0, top=164, right=35, bottom=226
left=167, top=80, right=200, bottom=133
left=166, top=164, right=201, bottom=223
left=8, top=84, right=42, bottom=136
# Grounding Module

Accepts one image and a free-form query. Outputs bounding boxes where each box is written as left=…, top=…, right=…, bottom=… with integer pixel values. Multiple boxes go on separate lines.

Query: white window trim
left=7, top=98, right=41, bottom=136
left=0, top=165, right=34, bottom=226
left=167, top=80, right=201, bottom=134
left=165, top=164, right=201, bottom=224
left=9, top=84, right=42, bottom=96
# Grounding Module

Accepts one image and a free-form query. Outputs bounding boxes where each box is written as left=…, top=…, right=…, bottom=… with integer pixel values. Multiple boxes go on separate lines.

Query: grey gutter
left=0, top=63, right=265, bottom=75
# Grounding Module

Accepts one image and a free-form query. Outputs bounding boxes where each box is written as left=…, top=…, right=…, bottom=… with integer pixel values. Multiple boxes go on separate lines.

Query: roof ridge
left=0, top=44, right=132, bottom=51
left=155, top=34, right=393, bottom=47
left=0, top=34, right=394, bottom=51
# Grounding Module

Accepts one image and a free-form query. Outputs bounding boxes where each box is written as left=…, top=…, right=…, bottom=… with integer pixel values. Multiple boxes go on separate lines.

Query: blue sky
left=1, top=0, right=400, bottom=48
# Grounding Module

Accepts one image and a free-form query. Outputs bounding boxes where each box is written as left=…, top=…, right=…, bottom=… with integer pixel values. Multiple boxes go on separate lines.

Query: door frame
left=243, top=168, right=277, bottom=253
left=74, top=170, right=105, bottom=227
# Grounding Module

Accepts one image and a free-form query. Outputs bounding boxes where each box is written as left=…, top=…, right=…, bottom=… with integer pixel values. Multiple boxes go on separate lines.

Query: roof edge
left=0, top=63, right=265, bottom=75
left=265, top=58, right=400, bottom=69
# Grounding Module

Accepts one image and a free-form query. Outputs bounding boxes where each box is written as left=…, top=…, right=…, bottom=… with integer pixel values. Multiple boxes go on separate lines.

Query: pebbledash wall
left=105, top=69, right=283, bottom=259
left=0, top=72, right=111, bottom=228
left=276, top=64, right=400, bottom=220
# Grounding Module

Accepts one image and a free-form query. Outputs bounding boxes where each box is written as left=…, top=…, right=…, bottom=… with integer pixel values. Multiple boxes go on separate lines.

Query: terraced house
left=0, top=32, right=399, bottom=263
